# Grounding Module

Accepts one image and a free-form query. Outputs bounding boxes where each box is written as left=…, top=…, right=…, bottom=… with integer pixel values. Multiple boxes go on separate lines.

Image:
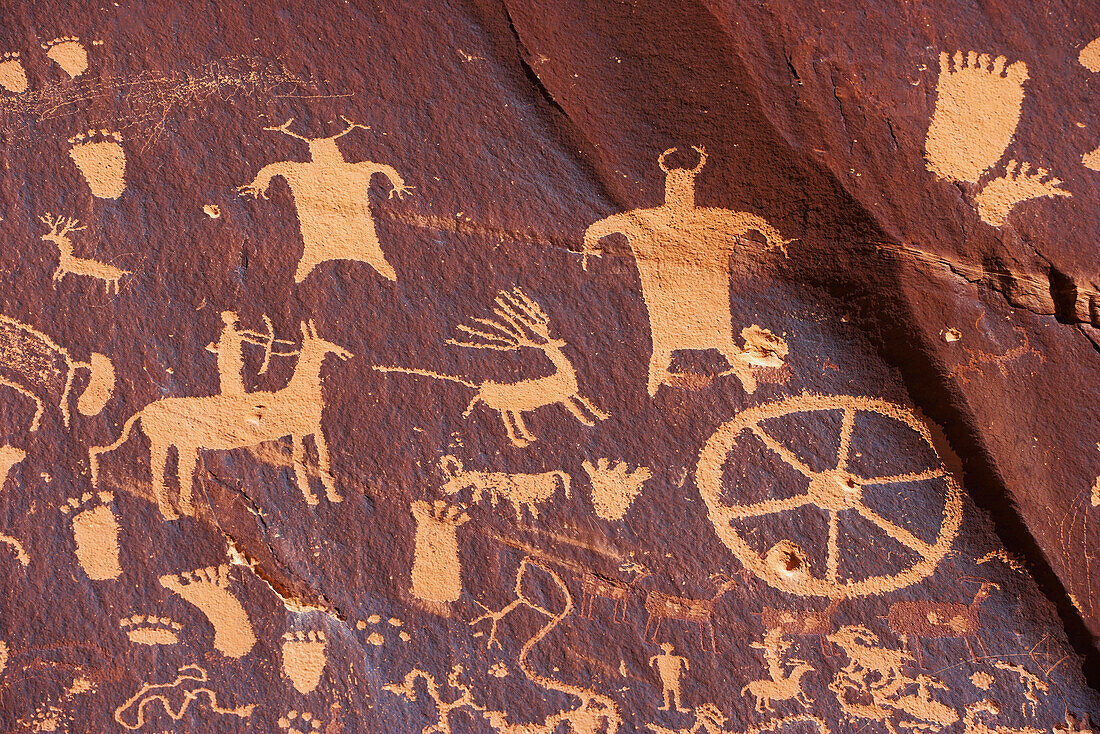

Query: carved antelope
left=643, top=573, right=741, bottom=652
left=886, top=578, right=999, bottom=667
left=373, top=288, right=608, bottom=447
left=39, top=214, right=128, bottom=295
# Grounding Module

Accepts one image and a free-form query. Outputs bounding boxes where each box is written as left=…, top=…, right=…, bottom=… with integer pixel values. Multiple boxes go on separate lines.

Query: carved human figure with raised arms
left=583, top=146, right=791, bottom=396
left=239, top=116, right=413, bottom=283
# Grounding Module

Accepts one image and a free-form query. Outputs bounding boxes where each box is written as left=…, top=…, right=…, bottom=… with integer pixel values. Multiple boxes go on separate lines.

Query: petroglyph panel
left=0, top=1, right=1097, bottom=731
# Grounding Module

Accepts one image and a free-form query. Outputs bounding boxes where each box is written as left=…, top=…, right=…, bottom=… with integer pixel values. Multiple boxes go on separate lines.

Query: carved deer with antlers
left=373, top=288, right=609, bottom=447
left=39, top=214, right=128, bottom=295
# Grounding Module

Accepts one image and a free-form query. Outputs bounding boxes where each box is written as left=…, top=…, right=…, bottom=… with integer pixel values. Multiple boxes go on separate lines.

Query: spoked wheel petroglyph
left=697, top=394, right=963, bottom=599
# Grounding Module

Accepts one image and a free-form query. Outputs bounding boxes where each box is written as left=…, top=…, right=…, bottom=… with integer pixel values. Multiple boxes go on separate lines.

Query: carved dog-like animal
left=439, top=455, right=570, bottom=520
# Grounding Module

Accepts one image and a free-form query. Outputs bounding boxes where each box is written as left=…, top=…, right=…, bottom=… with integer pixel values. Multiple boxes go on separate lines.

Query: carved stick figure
left=650, top=642, right=690, bottom=712
left=583, top=146, right=791, bottom=396
left=239, top=117, right=413, bottom=283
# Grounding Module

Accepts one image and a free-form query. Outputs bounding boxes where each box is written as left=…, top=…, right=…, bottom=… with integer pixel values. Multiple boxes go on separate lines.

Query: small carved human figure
left=650, top=642, right=690, bottom=712
left=239, top=117, right=412, bottom=283
left=583, top=146, right=790, bottom=396
left=215, top=311, right=245, bottom=397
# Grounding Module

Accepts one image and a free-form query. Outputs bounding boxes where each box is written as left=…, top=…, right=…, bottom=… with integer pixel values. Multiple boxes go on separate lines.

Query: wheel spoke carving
left=852, top=504, right=934, bottom=555
left=836, top=407, right=856, bottom=471
left=861, top=467, right=946, bottom=486
left=750, top=424, right=815, bottom=478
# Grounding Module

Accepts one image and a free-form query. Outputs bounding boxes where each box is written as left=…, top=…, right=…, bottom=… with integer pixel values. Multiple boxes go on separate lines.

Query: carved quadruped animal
left=741, top=628, right=813, bottom=714
left=643, top=572, right=741, bottom=652
left=439, top=454, right=570, bottom=520
left=580, top=565, right=652, bottom=624
left=374, top=288, right=608, bottom=447
left=89, top=320, right=350, bottom=520
left=0, top=314, right=114, bottom=431
left=885, top=578, right=999, bottom=667
left=39, top=214, right=129, bottom=295
left=239, top=116, right=412, bottom=283
left=757, top=598, right=840, bottom=658
left=582, top=146, right=792, bottom=397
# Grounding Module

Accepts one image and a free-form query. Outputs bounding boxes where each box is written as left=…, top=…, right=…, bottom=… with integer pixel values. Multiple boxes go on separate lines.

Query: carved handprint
left=925, top=51, right=1029, bottom=183
left=975, top=159, right=1071, bottom=226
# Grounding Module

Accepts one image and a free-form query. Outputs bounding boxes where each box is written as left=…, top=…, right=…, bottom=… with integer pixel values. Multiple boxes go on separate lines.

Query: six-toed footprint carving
left=119, top=614, right=183, bottom=646
left=42, top=36, right=88, bottom=78
left=925, top=50, right=1029, bottom=184
left=159, top=564, right=256, bottom=658
left=281, top=630, right=328, bottom=694
left=61, top=491, right=121, bottom=580
left=975, top=159, right=1071, bottom=226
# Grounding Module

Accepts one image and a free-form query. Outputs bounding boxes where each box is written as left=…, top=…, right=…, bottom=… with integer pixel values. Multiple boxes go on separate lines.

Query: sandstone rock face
left=0, top=1, right=1097, bottom=732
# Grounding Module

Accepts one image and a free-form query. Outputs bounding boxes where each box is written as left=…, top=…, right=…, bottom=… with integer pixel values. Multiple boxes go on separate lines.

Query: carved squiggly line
left=113, top=664, right=253, bottom=730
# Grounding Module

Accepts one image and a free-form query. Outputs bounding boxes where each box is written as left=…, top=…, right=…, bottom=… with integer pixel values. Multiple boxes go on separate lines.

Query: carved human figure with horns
left=239, top=116, right=414, bottom=283
left=582, top=146, right=792, bottom=396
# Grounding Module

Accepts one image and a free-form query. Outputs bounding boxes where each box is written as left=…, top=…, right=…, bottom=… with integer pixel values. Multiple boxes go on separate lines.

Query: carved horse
left=89, top=321, right=350, bottom=520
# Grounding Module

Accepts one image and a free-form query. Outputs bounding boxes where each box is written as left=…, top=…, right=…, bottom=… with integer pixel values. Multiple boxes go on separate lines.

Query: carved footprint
left=61, top=491, right=121, bottom=580
left=68, top=129, right=126, bottom=199
left=278, top=710, right=323, bottom=733
left=1084, top=146, right=1100, bottom=172
left=975, top=159, right=1071, bottom=226
left=925, top=51, right=1029, bottom=183
left=1081, top=37, right=1100, bottom=72
left=0, top=52, right=27, bottom=94
left=42, top=36, right=88, bottom=78
left=281, top=630, right=327, bottom=694
left=159, top=564, right=256, bottom=658
left=119, top=614, right=182, bottom=646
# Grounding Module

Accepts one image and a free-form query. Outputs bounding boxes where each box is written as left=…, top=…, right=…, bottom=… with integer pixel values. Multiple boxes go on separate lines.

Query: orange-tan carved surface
left=0, top=0, right=1098, bottom=732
